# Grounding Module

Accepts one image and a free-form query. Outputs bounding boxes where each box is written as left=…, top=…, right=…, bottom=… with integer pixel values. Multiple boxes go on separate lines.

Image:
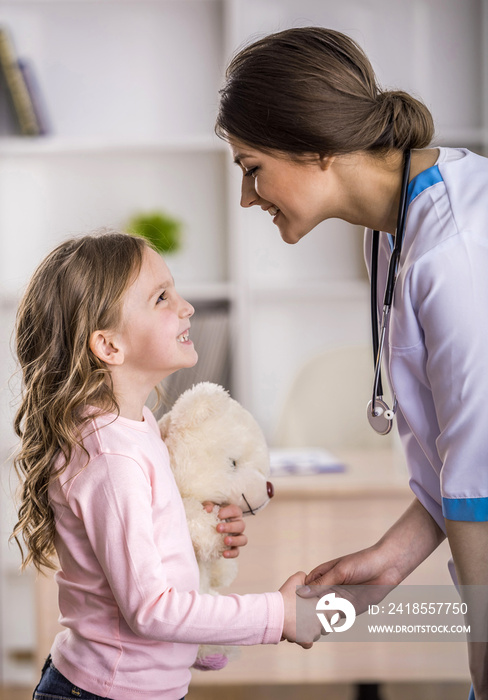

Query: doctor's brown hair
left=11, top=230, right=148, bottom=572
left=216, top=26, right=434, bottom=156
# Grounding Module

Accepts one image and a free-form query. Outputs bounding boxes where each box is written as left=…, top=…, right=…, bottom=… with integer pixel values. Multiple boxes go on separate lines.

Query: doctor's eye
left=245, top=167, right=258, bottom=178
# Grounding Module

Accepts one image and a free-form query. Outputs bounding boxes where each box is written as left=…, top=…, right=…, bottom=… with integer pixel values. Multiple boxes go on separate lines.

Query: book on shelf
left=0, top=25, right=47, bottom=136
left=269, top=447, right=346, bottom=476
left=18, top=58, right=50, bottom=135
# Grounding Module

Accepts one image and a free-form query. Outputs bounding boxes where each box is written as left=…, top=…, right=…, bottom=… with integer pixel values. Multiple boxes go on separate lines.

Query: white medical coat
left=365, top=148, right=488, bottom=532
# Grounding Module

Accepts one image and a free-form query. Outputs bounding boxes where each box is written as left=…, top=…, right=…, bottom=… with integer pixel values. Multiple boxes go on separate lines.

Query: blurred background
left=0, top=0, right=485, bottom=698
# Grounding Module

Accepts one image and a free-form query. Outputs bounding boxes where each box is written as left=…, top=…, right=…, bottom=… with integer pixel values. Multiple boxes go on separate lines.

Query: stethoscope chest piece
left=367, top=398, right=394, bottom=435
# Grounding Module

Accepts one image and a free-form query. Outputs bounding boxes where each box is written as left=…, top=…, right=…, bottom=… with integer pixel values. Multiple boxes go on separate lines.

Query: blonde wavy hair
left=11, top=230, right=148, bottom=572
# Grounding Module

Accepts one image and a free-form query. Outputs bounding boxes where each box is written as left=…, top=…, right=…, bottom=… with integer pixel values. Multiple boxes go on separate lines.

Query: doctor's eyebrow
left=233, top=153, right=253, bottom=165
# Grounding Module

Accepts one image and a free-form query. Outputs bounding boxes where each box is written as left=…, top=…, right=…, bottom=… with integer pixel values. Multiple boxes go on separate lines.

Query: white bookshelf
left=0, top=0, right=486, bottom=686
left=0, top=134, right=226, bottom=156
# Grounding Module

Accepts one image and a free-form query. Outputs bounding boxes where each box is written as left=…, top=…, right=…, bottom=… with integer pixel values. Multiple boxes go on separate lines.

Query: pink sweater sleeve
left=63, top=451, right=283, bottom=646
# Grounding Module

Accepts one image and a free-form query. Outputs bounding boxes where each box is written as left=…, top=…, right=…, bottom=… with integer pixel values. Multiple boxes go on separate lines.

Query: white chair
left=273, top=345, right=393, bottom=450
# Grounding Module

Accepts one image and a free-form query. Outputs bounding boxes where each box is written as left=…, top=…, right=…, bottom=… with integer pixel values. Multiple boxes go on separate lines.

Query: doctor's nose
left=240, top=175, right=259, bottom=208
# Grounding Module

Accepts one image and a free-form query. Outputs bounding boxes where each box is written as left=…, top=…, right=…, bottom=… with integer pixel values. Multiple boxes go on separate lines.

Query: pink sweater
left=48, top=407, right=283, bottom=700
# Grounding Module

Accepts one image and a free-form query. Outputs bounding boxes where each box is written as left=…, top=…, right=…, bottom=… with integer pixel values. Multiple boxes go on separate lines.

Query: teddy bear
left=159, top=382, right=274, bottom=671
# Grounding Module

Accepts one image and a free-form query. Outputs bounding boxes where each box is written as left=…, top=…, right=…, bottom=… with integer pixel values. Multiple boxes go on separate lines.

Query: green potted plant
left=126, top=210, right=182, bottom=254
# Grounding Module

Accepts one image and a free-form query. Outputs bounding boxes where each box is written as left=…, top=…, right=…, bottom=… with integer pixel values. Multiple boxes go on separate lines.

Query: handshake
left=279, top=568, right=393, bottom=649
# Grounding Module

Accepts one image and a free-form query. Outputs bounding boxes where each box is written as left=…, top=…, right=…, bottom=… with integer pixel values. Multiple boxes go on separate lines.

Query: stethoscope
left=367, top=150, right=411, bottom=435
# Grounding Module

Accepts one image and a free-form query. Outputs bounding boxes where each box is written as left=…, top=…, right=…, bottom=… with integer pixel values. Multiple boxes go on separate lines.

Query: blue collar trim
left=385, top=163, right=443, bottom=250
left=407, top=164, right=443, bottom=207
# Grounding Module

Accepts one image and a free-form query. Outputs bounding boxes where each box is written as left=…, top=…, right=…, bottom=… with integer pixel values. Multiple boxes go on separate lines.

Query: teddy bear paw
left=192, top=653, right=229, bottom=671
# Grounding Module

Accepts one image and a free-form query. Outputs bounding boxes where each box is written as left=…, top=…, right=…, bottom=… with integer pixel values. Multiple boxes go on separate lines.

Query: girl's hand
left=203, top=502, right=248, bottom=558
left=279, top=571, right=320, bottom=648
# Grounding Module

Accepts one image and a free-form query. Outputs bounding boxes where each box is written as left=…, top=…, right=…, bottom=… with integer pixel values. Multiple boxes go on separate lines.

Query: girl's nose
left=179, top=297, right=194, bottom=318
left=240, top=175, right=259, bottom=208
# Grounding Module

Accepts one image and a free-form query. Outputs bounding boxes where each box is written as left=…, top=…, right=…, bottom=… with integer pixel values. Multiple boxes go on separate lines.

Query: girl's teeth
left=268, top=206, right=279, bottom=216
left=177, top=332, right=189, bottom=343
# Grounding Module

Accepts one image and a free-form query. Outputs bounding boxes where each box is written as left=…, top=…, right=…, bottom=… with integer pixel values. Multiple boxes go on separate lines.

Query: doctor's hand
left=298, top=498, right=447, bottom=603
left=203, top=502, right=248, bottom=558
left=296, top=544, right=400, bottom=615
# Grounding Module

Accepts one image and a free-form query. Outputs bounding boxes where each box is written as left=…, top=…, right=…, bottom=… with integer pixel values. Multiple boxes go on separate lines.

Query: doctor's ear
left=318, top=154, right=336, bottom=171
left=89, top=330, right=124, bottom=366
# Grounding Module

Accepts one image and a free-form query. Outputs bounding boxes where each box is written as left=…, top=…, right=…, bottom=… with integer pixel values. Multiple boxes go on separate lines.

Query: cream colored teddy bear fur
left=159, top=382, right=273, bottom=671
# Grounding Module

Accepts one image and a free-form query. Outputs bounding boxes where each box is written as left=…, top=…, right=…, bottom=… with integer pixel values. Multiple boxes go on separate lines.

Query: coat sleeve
left=412, top=230, right=488, bottom=521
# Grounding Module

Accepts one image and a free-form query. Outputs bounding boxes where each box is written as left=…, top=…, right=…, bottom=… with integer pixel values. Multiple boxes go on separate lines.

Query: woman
left=216, top=26, right=488, bottom=699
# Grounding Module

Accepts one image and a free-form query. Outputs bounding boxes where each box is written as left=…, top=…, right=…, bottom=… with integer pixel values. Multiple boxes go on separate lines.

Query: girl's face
left=117, top=247, right=197, bottom=384
left=229, top=138, right=337, bottom=244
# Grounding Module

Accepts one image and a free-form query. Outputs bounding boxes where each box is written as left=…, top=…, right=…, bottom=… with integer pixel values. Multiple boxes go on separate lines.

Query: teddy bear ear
left=163, top=382, right=231, bottom=432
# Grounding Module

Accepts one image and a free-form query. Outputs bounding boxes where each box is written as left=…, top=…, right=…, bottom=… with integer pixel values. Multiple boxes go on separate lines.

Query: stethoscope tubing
left=369, top=150, right=412, bottom=434
left=371, top=304, right=390, bottom=409
left=370, top=229, right=383, bottom=397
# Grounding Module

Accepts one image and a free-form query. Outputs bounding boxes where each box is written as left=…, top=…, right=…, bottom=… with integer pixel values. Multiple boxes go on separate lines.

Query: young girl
left=11, top=231, right=312, bottom=700
left=216, top=26, right=488, bottom=700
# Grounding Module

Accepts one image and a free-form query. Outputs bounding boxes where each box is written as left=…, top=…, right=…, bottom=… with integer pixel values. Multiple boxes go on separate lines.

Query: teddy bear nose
left=267, top=481, right=274, bottom=499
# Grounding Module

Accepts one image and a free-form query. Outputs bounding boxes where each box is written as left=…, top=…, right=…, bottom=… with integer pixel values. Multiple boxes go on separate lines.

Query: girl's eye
left=245, top=166, right=258, bottom=178
left=157, top=292, right=167, bottom=303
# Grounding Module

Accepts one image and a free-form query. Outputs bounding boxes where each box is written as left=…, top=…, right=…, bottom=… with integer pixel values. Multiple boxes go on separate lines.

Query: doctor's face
left=229, top=138, right=336, bottom=244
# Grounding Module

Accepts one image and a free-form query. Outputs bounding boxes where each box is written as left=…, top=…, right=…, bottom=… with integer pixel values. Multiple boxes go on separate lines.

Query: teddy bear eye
left=230, top=459, right=237, bottom=469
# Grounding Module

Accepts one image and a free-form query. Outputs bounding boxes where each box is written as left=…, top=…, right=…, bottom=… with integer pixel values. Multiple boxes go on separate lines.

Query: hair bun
left=217, top=27, right=435, bottom=156
left=373, top=89, right=434, bottom=151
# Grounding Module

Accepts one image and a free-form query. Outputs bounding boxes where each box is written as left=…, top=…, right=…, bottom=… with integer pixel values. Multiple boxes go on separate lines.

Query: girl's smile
left=176, top=328, right=192, bottom=344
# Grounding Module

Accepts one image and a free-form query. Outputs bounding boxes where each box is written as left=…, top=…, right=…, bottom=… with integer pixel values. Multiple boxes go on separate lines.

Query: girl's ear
left=89, top=330, right=124, bottom=366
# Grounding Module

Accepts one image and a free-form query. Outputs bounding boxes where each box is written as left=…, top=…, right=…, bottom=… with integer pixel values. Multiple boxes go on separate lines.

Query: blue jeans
left=469, top=686, right=475, bottom=700
left=33, top=656, right=185, bottom=700
left=33, top=656, right=115, bottom=700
